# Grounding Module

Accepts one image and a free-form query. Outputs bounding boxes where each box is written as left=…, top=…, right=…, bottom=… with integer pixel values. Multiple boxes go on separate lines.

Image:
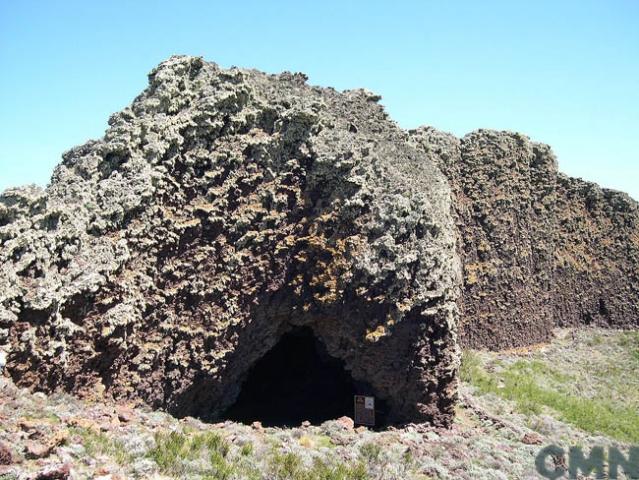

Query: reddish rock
left=18, top=418, right=41, bottom=433
left=336, top=416, right=354, bottom=430
left=35, top=463, right=71, bottom=480
left=411, top=128, right=639, bottom=349
left=116, top=406, right=134, bottom=423
left=0, top=57, right=459, bottom=428
left=25, top=441, right=51, bottom=459
left=0, top=442, right=13, bottom=465
left=522, top=432, right=544, bottom=445
left=94, top=466, right=112, bottom=476
left=251, top=421, right=264, bottom=431
left=66, top=417, right=98, bottom=431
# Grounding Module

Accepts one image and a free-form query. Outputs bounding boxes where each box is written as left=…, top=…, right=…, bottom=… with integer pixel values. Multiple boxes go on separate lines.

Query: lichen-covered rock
left=410, top=127, right=639, bottom=348
left=410, top=128, right=558, bottom=348
left=2, top=55, right=637, bottom=425
left=0, top=56, right=461, bottom=425
left=553, top=175, right=639, bottom=330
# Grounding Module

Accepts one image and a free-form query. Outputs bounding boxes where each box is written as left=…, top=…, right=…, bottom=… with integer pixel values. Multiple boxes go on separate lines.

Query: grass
left=73, top=427, right=133, bottom=465
left=147, top=429, right=368, bottom=479
left=461, top=350, right=639, bottom=443
left=299, top=434, right=334, bottom=449
left=240, top=441, right=254, bottom=456
left=619, top=331, right=639, bottom=362
left=148, top=430, right=234, bottom=477
left=269, top=452, right=369, bottom=480
left=22, top=411, right=61, bottom=424
left=359, top=442, right=382, bottom=464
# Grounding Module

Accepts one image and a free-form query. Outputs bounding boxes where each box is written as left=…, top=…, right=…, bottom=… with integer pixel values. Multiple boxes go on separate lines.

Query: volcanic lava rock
left=553, top=175, right=639, bottom=331
left=410, top=127, right=639, bottom=349
left=2, top=55, right=637, bottom=424
left=0, top=56, right=461, bottom=425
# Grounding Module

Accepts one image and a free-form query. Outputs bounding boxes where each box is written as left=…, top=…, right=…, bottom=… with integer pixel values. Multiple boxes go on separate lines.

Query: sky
left=1, top=0, right=638, bottom=200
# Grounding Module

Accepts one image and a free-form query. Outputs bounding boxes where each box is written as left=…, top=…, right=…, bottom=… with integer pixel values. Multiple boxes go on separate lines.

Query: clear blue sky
left=1, top=0, right=638, bottom=199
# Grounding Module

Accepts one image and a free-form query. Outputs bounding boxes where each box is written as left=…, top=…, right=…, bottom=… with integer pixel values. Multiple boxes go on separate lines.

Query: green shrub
left=73, top=427, right=132, bottom=465
left=148, top=429, right=233, bottom=476
left=268, top=451, right=369, bottom=480
left=359, top=442, right=382, bottom=464
left=240, top=441, right=254, bottom=456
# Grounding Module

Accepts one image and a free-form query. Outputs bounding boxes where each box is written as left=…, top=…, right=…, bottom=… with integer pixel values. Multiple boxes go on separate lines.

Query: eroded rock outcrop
left=0, top=56, right=461, bottom=425
left=411, top=127, right=639, bottom=348
left=1, top=55, right=637, bottom=424
left=553, top=175, right=639, bottom=331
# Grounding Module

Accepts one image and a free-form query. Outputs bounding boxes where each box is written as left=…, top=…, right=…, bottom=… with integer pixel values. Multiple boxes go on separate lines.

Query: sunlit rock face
left=411, top=127, right=639, bottom=349
left=0, top=56, right=461, bottom=426
left=2, top=56, right=637, bottom=426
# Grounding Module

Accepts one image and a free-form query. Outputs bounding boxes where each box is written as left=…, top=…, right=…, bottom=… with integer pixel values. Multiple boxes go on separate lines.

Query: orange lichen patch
left=286, top=229, right=367, bottom=304
left=365, top=325, right=388, bottom=343
left=553, top=245, right=600, bottom=272
left=464, top=261, right=496, bottom=285
left=174, top=218, right=201, bottom=229
left=395, top=300, right=414, bottom=314
left=191, top=199, right=216, bottom=214
left=274, top=234, right=298, bottom=254
left=477, top=239, right=491, bottom=254
left=158, top=205, right=202, bottom=229
left=308, top=235, right=366, bottom=304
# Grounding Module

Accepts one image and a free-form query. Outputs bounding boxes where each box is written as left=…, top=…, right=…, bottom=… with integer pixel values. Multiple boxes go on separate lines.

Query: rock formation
left=0, top=56, right=637, bottom=425
left=410, top=128, right=639, bottom=349
left=0, top=56, right=460, bottom=426
left=553, top=175, right=639, bottom=331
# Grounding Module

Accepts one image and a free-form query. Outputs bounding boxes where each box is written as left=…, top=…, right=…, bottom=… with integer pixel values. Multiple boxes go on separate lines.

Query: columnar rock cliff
left=0, top=56, right=637, bottom=424
left=410, top=127, right=639, bottom=349
left=553, top=175, right=639, bottom=331
left=0, top=56, right=461, bottom=426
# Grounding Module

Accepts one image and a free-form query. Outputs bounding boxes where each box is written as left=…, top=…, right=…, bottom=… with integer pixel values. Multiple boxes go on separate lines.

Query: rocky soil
left=1, top=328, right=637, bottom=479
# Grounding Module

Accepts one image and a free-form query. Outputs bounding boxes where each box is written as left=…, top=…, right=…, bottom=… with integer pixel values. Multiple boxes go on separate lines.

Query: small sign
left=354, top=395, right=375, bottom=426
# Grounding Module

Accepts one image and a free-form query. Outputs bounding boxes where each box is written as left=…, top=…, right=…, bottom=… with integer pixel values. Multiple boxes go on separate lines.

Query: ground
left=0, top=328, right=638, bottom=480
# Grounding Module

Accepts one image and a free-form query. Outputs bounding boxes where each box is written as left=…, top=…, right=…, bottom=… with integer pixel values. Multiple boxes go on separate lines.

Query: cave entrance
left=223, top=327, right=358, bottom=427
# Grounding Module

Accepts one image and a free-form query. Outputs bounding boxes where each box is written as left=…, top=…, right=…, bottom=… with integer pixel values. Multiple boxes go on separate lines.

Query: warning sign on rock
left=354, top=395, right=375, bottom=426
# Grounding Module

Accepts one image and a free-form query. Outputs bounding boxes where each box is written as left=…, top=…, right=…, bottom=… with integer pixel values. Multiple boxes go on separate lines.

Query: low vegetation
left=461, top=330, right=639, bottom=443
left=146, top=429, right=374, bottom=479
left=2, top=328, right=636, bottom=479
left=72, top=426, right=133, bottom=465
left=268, top=451, right=368, bottom=480
left=148, top=430, right=240, bottom=478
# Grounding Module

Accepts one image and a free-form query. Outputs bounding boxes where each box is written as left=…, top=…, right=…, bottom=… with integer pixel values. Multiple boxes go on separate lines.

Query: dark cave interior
left=223, top=327, right=378, bottom=427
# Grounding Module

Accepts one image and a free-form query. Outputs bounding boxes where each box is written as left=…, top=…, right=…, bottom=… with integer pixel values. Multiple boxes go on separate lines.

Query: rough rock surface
left=410, top=127, right=639, bottom=348
left=1, top=55, right=637, bottom=424
left=553, top=175, right=639, bottom=330
left=0, top=56, right=461, bottom=425
left=0, top=328, right=635, bottom=480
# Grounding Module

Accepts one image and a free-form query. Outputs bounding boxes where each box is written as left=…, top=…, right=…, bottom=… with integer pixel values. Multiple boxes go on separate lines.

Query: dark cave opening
left=223, top=327, right=364, bottom=427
